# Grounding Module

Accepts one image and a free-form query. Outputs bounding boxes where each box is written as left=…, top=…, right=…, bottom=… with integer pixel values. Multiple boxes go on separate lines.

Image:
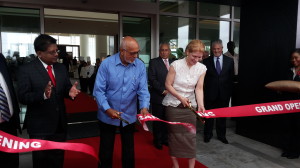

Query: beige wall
left=0, top=0, right=158, bottom=14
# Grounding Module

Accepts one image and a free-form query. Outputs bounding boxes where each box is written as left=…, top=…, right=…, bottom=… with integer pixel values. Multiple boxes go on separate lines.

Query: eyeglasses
left=160, top=49, right=170, bottom=52
left=123, top=49, right=140, bottom=56
left=45, top=50, right=60, bottom=55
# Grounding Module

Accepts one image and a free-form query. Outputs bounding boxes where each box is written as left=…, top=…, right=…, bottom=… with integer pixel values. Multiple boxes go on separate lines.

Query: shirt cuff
left=139, top=102, right=149, bottom=110
left=102, top=102, right=111, bottom=111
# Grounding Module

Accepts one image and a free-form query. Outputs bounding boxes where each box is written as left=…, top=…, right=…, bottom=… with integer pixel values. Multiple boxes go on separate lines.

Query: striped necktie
left=0, top=84, right=11, bottom=122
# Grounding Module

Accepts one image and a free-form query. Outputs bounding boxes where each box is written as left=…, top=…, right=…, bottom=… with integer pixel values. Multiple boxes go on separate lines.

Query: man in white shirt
left=224, top=41, right=239, bottom=76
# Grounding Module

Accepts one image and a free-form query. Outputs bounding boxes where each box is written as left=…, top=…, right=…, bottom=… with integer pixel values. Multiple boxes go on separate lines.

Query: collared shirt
left=0, top=72, right=13, bottom=123
left=38, top=57, right=55, bottom=77
left=214, top=55, right=223, bottom=70
left=163, top=58, right=169, bottom=64
left=93, top=52, right=150, bottom=126
left=38, top=58, right=55, bottom=99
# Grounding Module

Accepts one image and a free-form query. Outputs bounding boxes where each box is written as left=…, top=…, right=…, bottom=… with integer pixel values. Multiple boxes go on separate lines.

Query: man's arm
left=137, top=63, right=150, bottom=114
left=93, top=62, right=111, bottom=112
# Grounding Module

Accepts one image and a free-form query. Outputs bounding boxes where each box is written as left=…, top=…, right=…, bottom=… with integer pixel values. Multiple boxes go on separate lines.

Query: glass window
left=234, top=6, right=241, bottom=19
left=199, top=2, right=231, bottom=18
left=88, top=35, right=96, bottom=64
left=199, top=19, right=230, bottom=53
left=233, top=22, right=240, bottom=54
left=0, top=7, right=40, bottom=124
left=135, top=0, right=156, bottom=2
left=0, top=7, right=40, bottom=80
left=123, top=16, right=151, bottom=67
left=160, top=16, right=196, bottom=59
left=160, top=0, right=196, bottom=15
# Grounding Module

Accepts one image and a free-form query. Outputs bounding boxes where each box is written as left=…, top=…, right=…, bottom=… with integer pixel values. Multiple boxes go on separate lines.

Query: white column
left=80, top=34, right=89, bottom=61
left=96, top=35, right=108, bottom=60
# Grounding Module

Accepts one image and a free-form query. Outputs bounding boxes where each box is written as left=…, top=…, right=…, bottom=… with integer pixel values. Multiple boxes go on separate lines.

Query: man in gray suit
left=203, top=40, right=234, bottom=144
left=17, top=34, right=80, bottom=168
left=148, top=43, right=174, bottom=149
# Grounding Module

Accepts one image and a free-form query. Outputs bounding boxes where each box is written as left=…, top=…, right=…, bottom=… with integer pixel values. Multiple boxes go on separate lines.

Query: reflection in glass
left=199, top=20, right=230, bottom=53
left=160, top=16, right=196, bottom=58
left=233, top=22, right=240, bottom=54
left=199, top=2, right=230, bottom=18
left=0, top=7, right=40, bottom=81
left=134, top=0, right=156, bottom=2
left=123, top=16, right=151, bottom=67
left=160, top=0, right=196, bottom=15
left=234, top=7, right=241, bottom=19
left=0, top=7, right=41, bottom=124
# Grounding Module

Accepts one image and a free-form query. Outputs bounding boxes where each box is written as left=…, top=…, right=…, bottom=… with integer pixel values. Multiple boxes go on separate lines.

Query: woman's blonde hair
left=185, top=40, right=205, bottom=54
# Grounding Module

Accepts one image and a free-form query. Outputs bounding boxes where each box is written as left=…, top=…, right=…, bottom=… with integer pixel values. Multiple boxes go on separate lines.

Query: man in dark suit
left=203, top=40, right=234, bottom=144
left=0, top=53, right=21, bottom=168
left=17, top=34, right=80, bottom=168
left=148, top=43, right=174, bottom=149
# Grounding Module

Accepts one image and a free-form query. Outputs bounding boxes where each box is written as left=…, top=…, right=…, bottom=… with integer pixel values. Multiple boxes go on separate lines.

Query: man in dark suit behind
left=17, top=34, right=80, bottom=168
left=0, top=53, right=21, bottom=168
left=148, top=43, right=174, bottom=149
left=203, top=40, right=234, bottom=144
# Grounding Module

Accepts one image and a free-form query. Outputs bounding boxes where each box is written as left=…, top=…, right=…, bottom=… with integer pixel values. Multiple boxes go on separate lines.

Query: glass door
left=121, top=16, right=151, bottom=68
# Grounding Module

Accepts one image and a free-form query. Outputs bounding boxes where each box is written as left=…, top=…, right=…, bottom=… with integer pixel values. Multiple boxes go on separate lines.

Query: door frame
left=119, top=12, right=157, bottom=59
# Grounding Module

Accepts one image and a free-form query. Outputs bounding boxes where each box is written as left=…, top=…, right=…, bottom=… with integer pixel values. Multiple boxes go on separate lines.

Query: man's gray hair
left=212, top=39, right=223, bottom=48
left=159, top=42, right=170, bottom=50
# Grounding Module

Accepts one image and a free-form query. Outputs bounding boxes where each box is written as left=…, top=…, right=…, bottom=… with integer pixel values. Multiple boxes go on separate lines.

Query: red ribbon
left=138, top=100, right=300, bottom=133
left=137, top=114, right=196, bottom=134
left=196, top=99, right=300, bottom=118
left=0, top=130, right=98, bottom=161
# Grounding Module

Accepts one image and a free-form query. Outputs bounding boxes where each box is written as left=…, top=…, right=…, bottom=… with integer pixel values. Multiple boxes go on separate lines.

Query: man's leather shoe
left=204, top=136, right=211, bottom=143
left=154, top=143, right=163, bottom=150
left=287, top=155, right=299, bottom=159
left=162, top=141, right=169, bottom=146
left=281, top=152, right=289, bottom=157
left=217, top=137, right=229, bottom=144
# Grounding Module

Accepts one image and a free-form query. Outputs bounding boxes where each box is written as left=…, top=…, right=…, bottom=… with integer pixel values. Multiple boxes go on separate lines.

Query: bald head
left=120, top=36, right=140, bottom=65
left=120, top=36, right=139, bottom=51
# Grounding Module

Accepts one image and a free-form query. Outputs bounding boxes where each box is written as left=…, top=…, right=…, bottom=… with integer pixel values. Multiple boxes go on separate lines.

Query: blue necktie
left=216, top=57, right=221, bottom=75
left=0, top=84, right=11, bottom=122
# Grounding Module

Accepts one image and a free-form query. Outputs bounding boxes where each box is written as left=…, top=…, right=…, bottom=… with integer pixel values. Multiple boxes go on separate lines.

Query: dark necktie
left=216, top=57, right=221, bottom=75
left=47, top=65, right=56, bottom=87
left=0, top=84, right=11, bottom=122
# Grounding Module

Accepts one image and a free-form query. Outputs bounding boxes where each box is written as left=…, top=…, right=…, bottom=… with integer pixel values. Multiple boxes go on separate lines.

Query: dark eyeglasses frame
left=123, top=49, right=140, bottom=56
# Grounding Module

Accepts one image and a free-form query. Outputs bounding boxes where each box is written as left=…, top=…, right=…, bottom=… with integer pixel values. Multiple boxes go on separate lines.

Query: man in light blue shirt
left=93, top=36, right=150, bottom=168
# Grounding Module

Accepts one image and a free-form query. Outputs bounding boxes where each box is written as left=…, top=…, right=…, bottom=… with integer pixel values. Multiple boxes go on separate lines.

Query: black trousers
left=204, top=99, right=229, bottom=139
left=0, top=122, right=19, bottom=168
left=151, top=103, right=168, bottom=145
left=30, top=132, right=66, bottom=168
left=99, top=121, right=135, bottom=168
left=283, top=113, right=300, bottom=155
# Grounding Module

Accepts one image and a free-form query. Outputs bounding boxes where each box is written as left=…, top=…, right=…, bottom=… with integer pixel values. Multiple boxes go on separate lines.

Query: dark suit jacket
left=148, top=57, right=174, bottom=104
left=17, top=58, right=72, bottom=135
left=0, top=53, right=20, bottom=133
left=203, top=55, right=234, bottom=108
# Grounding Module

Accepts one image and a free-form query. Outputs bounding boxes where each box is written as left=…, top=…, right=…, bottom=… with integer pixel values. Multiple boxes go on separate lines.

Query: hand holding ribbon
left=187, top=103, right=205, bottom=124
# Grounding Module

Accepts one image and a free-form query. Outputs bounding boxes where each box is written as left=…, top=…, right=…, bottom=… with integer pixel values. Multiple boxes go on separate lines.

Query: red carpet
left=64, top=126, right=207, bottom=168
left=64, top=92, right=98, bottom=113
